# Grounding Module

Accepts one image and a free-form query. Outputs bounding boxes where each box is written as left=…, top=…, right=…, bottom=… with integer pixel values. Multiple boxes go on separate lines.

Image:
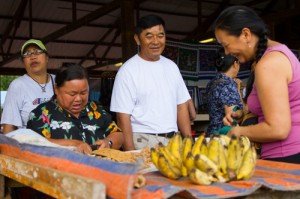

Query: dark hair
left=55, top=64, right=88, bottom=88
left=213, top=6, right=268, bottom=100
left=215, top=50, right=238, bottom=72
left=135, top=14, right=165, bottom=35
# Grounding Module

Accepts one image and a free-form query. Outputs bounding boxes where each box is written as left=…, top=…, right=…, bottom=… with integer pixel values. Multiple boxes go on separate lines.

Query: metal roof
left=0, top=0, right=299, bottom=76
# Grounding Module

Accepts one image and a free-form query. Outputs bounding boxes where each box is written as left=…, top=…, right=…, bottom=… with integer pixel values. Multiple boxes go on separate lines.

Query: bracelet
left=108, top=140, right=113, bottom=148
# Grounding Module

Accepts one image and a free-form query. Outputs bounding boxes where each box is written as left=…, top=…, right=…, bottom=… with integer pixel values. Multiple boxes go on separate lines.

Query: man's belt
left=151, top=131, right=175, bottom=138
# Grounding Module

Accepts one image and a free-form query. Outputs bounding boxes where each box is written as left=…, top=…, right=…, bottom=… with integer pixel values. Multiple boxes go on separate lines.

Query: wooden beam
left=186, top=0, right=230, bottom=40
left=42, top=0, right=119, bottom=43
left=87, top=58, right=123, bottom=71
left=121, top=0, right=136, bottom=62
left=101, top=29, right=121, bottom=61
left=197, top=0, right=202, bottom=31
left=262, top=8, right=300, bottom=24
left=0, top=14, right=189, bottom=35
left=0, top=0, right=28, bottom=48
left=72, top=0, right=77, bottom=22
left=0, top=35, right=122, bottom=47
left=79, top=19, right=120, bottom=65
left=0, top=0, right=120, bottom=67
left=0, top=14, right=115, bottom=29
left=29, top=0, right=33, bottom=37
left=0, top=154, right=105, bottom=198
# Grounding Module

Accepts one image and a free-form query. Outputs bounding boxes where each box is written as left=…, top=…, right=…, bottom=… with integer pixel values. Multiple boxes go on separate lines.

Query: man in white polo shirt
left=110, top=14, right=191, bottom=150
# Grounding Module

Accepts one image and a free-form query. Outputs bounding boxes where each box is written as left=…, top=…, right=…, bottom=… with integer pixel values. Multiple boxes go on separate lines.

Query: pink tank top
left=248, top=44, right=300, bottom=159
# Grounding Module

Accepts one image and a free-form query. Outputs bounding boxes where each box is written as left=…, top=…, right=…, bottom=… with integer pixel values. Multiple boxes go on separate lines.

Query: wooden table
left=0, top=154, right=106, bottom=199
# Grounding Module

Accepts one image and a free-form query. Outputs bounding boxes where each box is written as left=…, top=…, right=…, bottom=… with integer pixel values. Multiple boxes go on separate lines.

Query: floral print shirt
left=27, top=99, right=120, bottom=145
left=206, top=73, right=243, bottom=134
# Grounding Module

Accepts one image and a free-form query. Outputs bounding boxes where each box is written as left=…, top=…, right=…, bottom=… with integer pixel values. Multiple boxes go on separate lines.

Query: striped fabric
left=1, top=134, right=300, bottom=198
left=0, top=134, right=138, bottom=199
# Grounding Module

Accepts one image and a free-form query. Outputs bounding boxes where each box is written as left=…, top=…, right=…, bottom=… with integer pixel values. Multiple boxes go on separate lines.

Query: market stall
left=1, top=134, right=300, bottom=199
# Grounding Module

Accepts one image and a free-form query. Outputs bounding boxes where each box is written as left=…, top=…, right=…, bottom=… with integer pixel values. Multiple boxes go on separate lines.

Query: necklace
left=28, top=74, right=49, bottom=92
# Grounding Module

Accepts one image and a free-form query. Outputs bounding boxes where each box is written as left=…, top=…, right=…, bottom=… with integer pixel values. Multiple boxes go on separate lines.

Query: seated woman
left=206, top=51, right=244, bottom=134
left=27, top=64, right=123, bottom=154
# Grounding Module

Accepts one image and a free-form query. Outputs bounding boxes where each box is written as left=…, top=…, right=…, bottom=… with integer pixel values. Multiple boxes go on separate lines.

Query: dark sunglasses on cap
left=22, top=49, right=45, bottom=58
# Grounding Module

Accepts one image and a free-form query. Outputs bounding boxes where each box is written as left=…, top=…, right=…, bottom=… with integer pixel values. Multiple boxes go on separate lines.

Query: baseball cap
left=21, top=39, right=47, bottom=56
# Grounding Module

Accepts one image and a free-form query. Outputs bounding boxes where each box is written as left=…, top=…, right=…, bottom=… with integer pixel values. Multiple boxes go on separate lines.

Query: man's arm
left=116, top=112, right=135, bottom=151
left=187, top=99, right=196, bottom=121
left=177, top=101, right=192, bottom=137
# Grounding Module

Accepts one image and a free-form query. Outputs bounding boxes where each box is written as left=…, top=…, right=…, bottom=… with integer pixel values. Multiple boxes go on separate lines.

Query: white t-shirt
left=110, top=54, right=190, bottom=134
left=1, top=74, right=55, bottom=128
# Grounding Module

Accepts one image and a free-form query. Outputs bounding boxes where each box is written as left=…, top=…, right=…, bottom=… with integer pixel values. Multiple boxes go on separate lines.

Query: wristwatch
left=108, top=140, right=113, bottom=148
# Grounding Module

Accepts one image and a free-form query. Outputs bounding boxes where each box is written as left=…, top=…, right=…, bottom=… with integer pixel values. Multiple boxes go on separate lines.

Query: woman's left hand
left=94, top=139, right=110, bottom=149
left=227, top=126, right=241, bottom=137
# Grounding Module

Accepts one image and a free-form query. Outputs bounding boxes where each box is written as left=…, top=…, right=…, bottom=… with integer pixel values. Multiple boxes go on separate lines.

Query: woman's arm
left=94, top=131, right=123, bottom=149
left=1, top=124, right=17, bottom=134
left=228, top=51, right=292, bottom=142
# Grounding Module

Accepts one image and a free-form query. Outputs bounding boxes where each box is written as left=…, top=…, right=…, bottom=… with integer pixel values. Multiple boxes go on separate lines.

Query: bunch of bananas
left=150, top=133, right=257, bottom=185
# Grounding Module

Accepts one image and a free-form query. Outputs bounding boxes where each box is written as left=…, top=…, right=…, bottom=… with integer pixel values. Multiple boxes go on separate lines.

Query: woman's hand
left=227, top=126, right=241, bottom=137
left=75, top=141, right=92, bottom=155
left=223, top=105, right=243, bottom=126
left=94, top=139, right=111, bottom=149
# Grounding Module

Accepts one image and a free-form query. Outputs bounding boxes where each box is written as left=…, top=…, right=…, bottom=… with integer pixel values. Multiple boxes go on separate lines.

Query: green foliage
left=0, top=75, right=19, bottom=90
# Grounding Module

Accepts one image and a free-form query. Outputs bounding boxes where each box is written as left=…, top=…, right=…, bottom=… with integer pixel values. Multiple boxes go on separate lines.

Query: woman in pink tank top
left=212, top=6, right=300, bottom=163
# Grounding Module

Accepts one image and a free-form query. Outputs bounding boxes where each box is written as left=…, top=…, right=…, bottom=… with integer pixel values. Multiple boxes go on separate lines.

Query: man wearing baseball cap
left=1, top=39, right=54, bottom=134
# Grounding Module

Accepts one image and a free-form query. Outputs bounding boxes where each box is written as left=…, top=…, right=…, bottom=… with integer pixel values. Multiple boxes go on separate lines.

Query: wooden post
left=121, top=0, right=136, bottom=62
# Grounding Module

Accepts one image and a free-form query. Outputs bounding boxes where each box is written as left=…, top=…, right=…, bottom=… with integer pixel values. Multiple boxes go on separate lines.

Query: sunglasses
left=22, top=49, right=45, bottom=58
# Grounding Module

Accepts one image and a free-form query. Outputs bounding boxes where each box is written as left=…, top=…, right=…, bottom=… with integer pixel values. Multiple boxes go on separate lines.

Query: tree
left=0, top=75, right=19, bottom=90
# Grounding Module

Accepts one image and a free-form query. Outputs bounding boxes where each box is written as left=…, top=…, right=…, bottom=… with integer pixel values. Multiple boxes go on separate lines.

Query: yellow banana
left=157, top=154, right=181, bottom=179
left=167, top=135, right=175, bottom=151
left=207, top=136, right=220, bottom=166
left=194, top=154, right=218, bottom=175
left=181, top=137, right=193, bottom=161
left=181, top=165, right=188, bottom=177
left=240, top=136, right=251, bottom=156
left=150, top=147, right=160, bottom=168
left=192, top=132, right=205, bottom=156
left=237, top=146, right=257, bottom=180
left=183, top=152, right=195, bottom=173
left=219, top=134, right=231, bottom=151
left=199, top=139, right=208, bottom=156
left=170, top=133, right=183, bottom=163
left=159, top=146, right=182, bottom=169
left=217, top=138, right=228, bottom=177
left=189, top=168, right=215, bottom=185
left=227, top=135, right=242, bottom=180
